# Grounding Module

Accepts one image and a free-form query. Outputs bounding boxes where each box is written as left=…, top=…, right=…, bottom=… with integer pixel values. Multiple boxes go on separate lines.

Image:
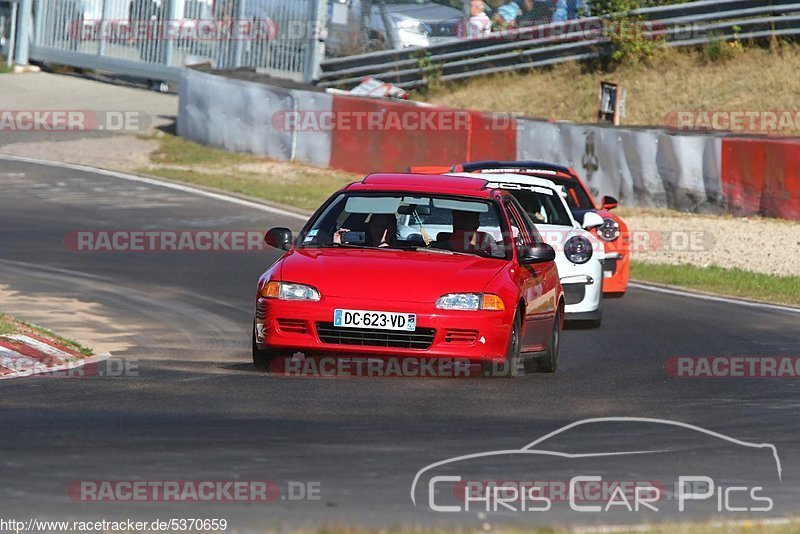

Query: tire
left=491, top=310, right=523, bottom=378
left=588, top=290, right=603, bottom=329
left=252, top=321, right=277, bottom=372
left=538, top=305, right=563, bottom=373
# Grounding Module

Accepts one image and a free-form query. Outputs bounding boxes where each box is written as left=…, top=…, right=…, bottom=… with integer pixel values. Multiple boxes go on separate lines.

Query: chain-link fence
left=29, top=0, right=326, bottom=82
left=0, top=0, right=17, bottom=68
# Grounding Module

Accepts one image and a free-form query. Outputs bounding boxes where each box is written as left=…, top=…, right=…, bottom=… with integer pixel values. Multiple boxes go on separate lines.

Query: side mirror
left=582, top=211, right=604, bottom=230
left=264, top=227, right=293, bottom=251
left=521, top=243, right=556, bottom=264
left=601, top=195, right=619, bottom=210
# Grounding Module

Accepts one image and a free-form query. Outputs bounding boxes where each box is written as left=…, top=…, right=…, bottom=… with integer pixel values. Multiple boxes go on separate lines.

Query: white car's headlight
left=598, top=217, right=621, bottom=242
left=436, top=293, right=505, bottom=311
left=395, top=18, right=431, bottom=35
left=261, top=281, right=320, bottom=301
left=565, top=236, right=593, bottom=264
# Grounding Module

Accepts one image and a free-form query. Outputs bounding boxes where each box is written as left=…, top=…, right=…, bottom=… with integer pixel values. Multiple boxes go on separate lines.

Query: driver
left=366, top=213, right=397, bottom=247
left=449, top=210, right=500, bottom=255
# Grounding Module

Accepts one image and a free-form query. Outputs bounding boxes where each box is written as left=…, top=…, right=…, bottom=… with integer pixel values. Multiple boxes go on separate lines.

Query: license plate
left=333, top=309, right=416, bottom=331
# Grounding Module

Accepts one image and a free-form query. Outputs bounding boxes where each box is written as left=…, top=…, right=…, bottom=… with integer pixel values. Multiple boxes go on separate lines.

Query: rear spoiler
left=408, top=166, right=453, bottom=174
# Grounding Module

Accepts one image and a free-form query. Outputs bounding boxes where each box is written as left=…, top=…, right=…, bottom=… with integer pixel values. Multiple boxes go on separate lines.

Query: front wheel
left=488, top=310, right=523, bottom=378
left=252, top=322, right=277, bottom=372
left=537, top=305, right=563, bottom=373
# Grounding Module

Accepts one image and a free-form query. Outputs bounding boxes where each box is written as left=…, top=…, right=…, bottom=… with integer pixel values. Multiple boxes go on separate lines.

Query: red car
left=254, top=173, right=564, bottom=377
left=448, top=161, right=630, bottom=297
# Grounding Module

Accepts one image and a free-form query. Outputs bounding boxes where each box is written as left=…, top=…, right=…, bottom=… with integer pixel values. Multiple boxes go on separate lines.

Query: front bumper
left=600, top=242, right=630, bottom=295
left=556, top=260, right=603, bottom=316
left=255, top=295, right=513, bottom=362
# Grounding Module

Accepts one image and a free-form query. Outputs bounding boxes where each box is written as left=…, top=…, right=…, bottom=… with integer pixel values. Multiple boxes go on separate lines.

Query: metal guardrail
left=319, top=0, right=800, bottom=89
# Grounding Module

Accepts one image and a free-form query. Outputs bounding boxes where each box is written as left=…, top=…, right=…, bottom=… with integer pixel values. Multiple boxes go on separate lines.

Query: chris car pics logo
left=410, top=417, right=781, bottom=514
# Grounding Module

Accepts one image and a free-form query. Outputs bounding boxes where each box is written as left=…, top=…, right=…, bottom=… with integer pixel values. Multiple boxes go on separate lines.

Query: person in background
left=468, top=0, right=492, bottom=37
left=552, top=0, right=590, bottom=22
left=494, top=0, right=521, bottom=28
left=517, top=0, right=553, bottom=27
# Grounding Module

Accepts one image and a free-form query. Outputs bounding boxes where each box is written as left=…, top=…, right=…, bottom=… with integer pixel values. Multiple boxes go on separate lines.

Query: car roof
left=346, top=173, right=493, bottom=197
left=449, top=172, right=577, bottom=226
left=447, top=172, right=562, bottom=191
left=457, top=160, right=579, bottom=181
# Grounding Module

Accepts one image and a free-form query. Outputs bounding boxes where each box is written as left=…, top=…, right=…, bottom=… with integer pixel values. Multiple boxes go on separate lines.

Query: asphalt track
left=1, top=156, right=799, bottom=531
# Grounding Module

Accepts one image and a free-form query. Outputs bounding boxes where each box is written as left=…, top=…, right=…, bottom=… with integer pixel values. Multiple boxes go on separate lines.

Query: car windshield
left=508, top=188, right=574, bottom=227
left=547, top=177, right=595, bottom=210
left=300, top=193, right=509, bottom=259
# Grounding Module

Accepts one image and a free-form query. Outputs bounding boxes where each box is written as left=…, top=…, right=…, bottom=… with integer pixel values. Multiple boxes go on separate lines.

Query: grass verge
left=140, top=133, right=359, bottom=211
left=420, top=44, right=800, bottom=135
left=0, top=312, right=93, bottom=356
left=631, top=261, right=800, bottom=307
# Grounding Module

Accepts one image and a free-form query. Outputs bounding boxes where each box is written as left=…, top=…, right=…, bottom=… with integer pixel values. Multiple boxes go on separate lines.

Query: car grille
left=277, top=319, right=308, bottom=335
left=429, top=21, right=460, bottom=37
left=444, top=329, right=479, bottom=344
left=604, top=257, right=618, bottom=276
left=563, top=284, right=586, bottom=305
left=316, top=322, right=435, bottom=350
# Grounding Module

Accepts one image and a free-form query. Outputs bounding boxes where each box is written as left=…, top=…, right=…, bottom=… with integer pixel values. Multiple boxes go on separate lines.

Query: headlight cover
left=565, top=236, right=593, bottom=264
left=395, top=18, right=431, bottom=35
left=598, top=217, right=621, bottom=242
left=261, top=281, right=320, bottom=301
left=436, top=293, right=505, bottom=311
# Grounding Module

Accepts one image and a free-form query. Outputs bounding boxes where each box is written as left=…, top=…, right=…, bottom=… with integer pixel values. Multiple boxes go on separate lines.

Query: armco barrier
left=178, top=69, right=800, bottom=220
left=178, top=68, right=333, bottom=167
left=328, top=95, right=516, bottom=174
left=179, top=69, right=295, bottom=161
left=721, top=138, right=800, bottom=220
left=516, top=120, right=723, bottom=212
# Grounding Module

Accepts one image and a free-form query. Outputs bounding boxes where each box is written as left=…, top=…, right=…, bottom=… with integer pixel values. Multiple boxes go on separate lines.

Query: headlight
left=597, top=217, right=621, bottom=242
left=261, top=281, right=320, bottom=301
left=395, top=18, right=431, bottom=35
left=565, top=236, right=593, bottom=264
left=436, top=293, right=505, bottom=311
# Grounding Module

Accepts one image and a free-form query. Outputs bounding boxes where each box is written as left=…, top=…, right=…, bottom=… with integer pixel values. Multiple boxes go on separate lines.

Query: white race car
left=451, top=172, right=605, bottom=327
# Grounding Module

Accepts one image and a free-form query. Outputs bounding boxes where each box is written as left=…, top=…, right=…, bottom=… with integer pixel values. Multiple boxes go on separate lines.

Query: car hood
left=279, top=247, right=507, bottom=303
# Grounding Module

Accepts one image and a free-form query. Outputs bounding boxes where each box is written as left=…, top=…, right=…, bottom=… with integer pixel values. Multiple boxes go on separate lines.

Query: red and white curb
left=0, top=333, right=109, bottom=380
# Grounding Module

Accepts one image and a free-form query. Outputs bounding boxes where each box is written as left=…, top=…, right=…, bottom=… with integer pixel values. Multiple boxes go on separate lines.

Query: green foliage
left=702, top=30, right=743, bottom=63
left=599, top=1, right=663, bottom=66
left=415, top=50, right=443, bottom=91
